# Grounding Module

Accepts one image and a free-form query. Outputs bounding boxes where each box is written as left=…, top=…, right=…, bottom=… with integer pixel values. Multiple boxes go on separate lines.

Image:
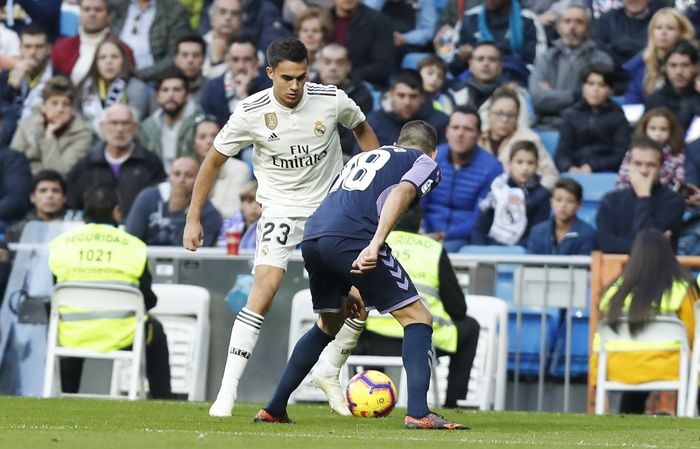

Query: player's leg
left=391, top=301, right=468, bottom=430
left=259, top=311, right=346, bottom=421
left=312, top=287, right=366, bottom=416
left=209, top=265, right=284, bottom=417
left=256, top=238, right=350, bottom=422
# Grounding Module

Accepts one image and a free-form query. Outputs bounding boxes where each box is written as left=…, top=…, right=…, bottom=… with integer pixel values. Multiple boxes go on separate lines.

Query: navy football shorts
left=300, top=236, right=420, bottom=314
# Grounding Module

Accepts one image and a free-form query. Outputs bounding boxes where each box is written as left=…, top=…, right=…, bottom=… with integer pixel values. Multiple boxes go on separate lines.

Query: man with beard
left=139, top=67, right=205, bottom=172
left=529, top=3, right=612, bottom=128
left=174, top=35, right=207, bottom=103
left=447, top=42, right=506, bottom=110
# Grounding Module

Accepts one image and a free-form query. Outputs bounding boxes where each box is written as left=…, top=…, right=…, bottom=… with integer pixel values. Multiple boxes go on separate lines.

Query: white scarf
left=71, top=27, right=110, bottom=85
left=19, top=64, right=53, bottom=119
left=81, top=77, right=128, bottom=134
left=480, top=173, right=527, bottom=246
left=224, top=70, right=241, bottom=113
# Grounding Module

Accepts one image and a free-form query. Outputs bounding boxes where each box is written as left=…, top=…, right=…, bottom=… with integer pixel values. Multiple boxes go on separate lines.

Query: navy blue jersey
left=304, top=146, right=441, bottom=241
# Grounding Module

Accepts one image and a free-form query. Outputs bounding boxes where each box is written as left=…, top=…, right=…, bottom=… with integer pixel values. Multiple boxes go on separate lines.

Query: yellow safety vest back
left=366, top=231, right=458, bottom=353
left=594, top=278, right=690, bottom=352
left=49, top=224, right=148, bottom=352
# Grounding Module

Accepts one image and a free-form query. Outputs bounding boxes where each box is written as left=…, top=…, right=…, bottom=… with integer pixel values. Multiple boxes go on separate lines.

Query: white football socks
left=313, top=318, right=365, bottom=416
left=209, top=307, right=264, bottom=417
left=316, top=318, right=366, bottom=375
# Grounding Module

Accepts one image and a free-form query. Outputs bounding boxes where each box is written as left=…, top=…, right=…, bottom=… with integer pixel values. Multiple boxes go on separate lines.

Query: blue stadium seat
left=561, top=173, right=618, bottom=229
left=401, top=52, right=431, bottom=70
left=548, top=308, right=589, bottom=378
left=60, top=10, right=79, bottom=37
left=507, top=308, right=560, bottom=376
left=458, top=245, right=526, bottom=302
left=534, top=129, right=560, bottom=158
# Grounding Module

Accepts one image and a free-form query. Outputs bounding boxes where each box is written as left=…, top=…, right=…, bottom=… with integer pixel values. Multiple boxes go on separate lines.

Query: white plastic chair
left=457, top=295, right=508, bottom=411
left=685, top=301, right=700, bottom=417
left=42, top=282, right=146, bottom=400
left=113, top=284, right=211, bottom=401
left=595, top=317, right=689, bottom=416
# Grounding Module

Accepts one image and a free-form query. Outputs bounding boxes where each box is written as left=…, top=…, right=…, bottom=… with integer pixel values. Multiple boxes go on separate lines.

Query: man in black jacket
left=331, top=0, right=395, bottom=88
left=66, top=105, right=166, bottom=219
left=597, top=137, right=686, bottom=253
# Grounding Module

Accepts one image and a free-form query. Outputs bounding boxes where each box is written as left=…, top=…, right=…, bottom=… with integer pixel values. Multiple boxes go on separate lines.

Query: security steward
left=48, top=185, right=172, bottom=398
left=356, top=206, right=481, bottom=408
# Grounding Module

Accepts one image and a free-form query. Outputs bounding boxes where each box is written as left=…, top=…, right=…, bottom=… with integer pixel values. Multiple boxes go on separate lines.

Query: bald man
left=66, top=104, right=166, bottom=217
left=126, top=157, right=222, bottom=246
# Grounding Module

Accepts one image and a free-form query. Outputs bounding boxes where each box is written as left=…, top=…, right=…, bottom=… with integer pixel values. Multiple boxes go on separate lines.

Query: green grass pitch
left=2, top=397, right=700, bottom=449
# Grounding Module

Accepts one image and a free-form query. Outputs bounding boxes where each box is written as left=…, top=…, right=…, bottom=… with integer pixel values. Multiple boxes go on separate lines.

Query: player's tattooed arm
left=352, top=121, right=380, bottom=152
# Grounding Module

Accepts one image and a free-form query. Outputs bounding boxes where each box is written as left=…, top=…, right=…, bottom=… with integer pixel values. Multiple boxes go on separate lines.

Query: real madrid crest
left=314, top=120, right=326, bottom=136
left=264, top=112, right=278, bottom=130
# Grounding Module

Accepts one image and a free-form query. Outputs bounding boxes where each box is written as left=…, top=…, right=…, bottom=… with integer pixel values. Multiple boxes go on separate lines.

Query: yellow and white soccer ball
left=344, top=370, right=397, bottom=417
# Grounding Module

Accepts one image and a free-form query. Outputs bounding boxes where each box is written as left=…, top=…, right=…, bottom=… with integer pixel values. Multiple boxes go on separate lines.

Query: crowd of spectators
left=2, top=0, right=700, bottom=258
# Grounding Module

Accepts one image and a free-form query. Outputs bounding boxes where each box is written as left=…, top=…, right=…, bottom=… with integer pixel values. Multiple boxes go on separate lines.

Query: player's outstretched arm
left=351, top=182, right=417, bottom=273
left=352, top=121, right=380, bottom=152
left=183, top=148, right=228, bottom=251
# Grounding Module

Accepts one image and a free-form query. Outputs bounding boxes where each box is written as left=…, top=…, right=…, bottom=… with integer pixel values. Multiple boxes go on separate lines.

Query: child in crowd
left=217, top=181, right=261, bottom=252
left=473, top=140, right=551, bottom=246
left=555, top=64, right=630, bottom=173
left=526, top=178, right=596, bottom=255
left=617, top=107, right=686, bottom=189
left=417, top=55, right=454, bottom=114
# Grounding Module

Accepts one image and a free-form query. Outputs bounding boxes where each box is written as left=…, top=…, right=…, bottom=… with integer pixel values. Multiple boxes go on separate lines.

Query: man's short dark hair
left=83, top=185, right=119, bottom=223
left=19, top=23, right=48, bottom=40
left=451, top=105, right=481, bottom=132
left=154, top=66, right=189, bottom=92
left=230, top=34, right=257, bottom=50
left=554, top=177, right=583, bottom=202
left=176, top=34, right=206, bottom=56
left=266, top=37, right=308, bottom=68
left=392, top=69, right=423, bottom=92
left=32, top=170, right=66, bottom=194
left=630, top=136, right=664, bottom=162
left=396, top=120, right=437, bottom=154
left=78, top=0, right=113, bottom=13
left=471, top=41, right=501, bottom=58
left=581, top=63, right=614, bottom=88
left=665, top=39, right=699, bottom=65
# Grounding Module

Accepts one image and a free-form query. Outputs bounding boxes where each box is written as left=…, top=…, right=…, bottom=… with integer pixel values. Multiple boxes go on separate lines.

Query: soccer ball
left=344, top=370, right=397, bottom=417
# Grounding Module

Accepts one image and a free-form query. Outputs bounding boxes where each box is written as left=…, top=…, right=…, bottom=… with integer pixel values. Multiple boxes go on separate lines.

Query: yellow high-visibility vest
left=366, top=231, right=458, bottom=353
left=49, top=224, right=148, bottom=352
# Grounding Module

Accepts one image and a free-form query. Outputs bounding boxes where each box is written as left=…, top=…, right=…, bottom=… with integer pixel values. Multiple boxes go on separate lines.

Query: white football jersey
left=214, top=83, right=366, bottom=217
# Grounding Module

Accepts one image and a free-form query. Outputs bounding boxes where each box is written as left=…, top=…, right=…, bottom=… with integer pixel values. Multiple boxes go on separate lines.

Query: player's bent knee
left=391, top=299, right=432, bottom=328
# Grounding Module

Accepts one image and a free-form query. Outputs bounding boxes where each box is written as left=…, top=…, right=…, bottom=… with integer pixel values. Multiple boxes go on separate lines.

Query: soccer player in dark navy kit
left=254, top=120, right=469, bottom=430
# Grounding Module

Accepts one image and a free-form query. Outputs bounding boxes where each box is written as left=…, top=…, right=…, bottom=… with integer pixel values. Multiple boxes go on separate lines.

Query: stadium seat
left=42, top=282, right=147, bottom=400
left=562, top=173, right=618, bottom=229
left=507, top=308, right=560, bottom=376
left=595, top=316, right=689, bottom=416
left=685, top=301, right=700, bottom=416
left=534, top=129, right=560, bottom=158
left=458, top=295, right=508, bottom=410
left=59, top=9, right=79, bottom=37
left=548, top=308, right=589, bottom=378
left=401, top=53, right=431, bottom=70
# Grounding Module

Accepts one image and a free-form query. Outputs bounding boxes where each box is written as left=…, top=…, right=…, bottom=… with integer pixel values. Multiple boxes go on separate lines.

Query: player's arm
left=351, top=182, right=416, bottom=273
left=183, top=149, right=228, bottom=251
left=352, top=120, right=380, bottom=152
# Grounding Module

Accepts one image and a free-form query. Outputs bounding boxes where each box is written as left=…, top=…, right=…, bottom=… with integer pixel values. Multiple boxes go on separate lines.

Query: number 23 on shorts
left=259, top=219, right=294, bottom=246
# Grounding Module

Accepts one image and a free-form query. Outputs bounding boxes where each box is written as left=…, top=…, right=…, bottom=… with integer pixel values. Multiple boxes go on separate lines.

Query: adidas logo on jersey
left=268, top=133, right=280, bottom=141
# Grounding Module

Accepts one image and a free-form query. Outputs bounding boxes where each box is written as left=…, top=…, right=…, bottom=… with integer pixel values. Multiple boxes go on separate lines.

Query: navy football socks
left=402, top=323, right=433, bottom=418
left=266, top=323, right=333, bottom=416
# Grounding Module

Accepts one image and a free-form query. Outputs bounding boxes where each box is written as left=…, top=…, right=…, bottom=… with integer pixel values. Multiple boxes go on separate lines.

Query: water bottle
left=225, top=274, right=254, bottom=313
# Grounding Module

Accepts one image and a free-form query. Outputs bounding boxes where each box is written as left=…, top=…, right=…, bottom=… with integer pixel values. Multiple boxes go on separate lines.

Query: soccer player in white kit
left=183, top=37, right=379, bottom=417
